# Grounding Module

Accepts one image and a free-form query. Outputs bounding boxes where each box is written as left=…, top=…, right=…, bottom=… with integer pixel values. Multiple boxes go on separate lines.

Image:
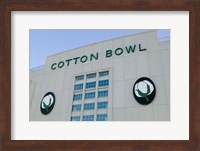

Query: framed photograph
left=29, top=29, right=170, bottom=122
left=1, top=0, right=200, bottom=151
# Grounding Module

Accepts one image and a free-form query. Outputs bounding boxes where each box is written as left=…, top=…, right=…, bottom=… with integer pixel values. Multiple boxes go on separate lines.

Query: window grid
left=98, top=79, right=109, bottom=87
left=73, top=71, right=109, bottom=121
left=72, top=104, right=82, bottom=111
left=98, top=90, right=108, bottom=98
left=97, top=114, right=108, bottom=121
left=85, top=92, right=95, bottom=99
left=99, top=71, right=109, bottom=77
left=84, top=103, right=95, bottom=110
left=83, top=115, right=94, bottom=121
left=75, top=75, right=84, bottom=81
left=74, top=83, right=83, bottom=90
left=86, top=73, right=96, bottom=79
left=86, top=81, right=96, bottom=89
left=71, top=116, right=81, bottom=121
left=97, top=102, right=108, bottom=109
left=73, top=93, right=82, bottom=101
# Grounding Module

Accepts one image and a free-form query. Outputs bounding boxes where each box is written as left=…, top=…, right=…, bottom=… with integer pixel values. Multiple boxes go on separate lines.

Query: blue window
left=97, top=114, right=108, bottom=121
left=84, top=103, right=95, bottom=110
left=74, top=84, right=83, bottom=90
left=72, top=104, right=81, bottom=111
left=99, top=71, right=109, bottom=77
left=71, top=116, right=80, bottom=121
left=98, top=79, right=109, bottom=87
left=86, top=81, right=96, bottom=89
left=86, top=73, right=96, bottom=79
left=75, top=75, right=84, bottom=81
left=83, top=115, right=94, bottom=121
left=73, top=93, right=82, bottom=101
left=97, top=102, right=108, bottom=109
left=98, top=90, right=108, bottom=98
left=85, top=92, right=95, bottom=99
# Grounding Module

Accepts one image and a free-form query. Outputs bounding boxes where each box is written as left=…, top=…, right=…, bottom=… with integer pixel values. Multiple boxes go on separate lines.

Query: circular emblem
left=40, top=92, right=55, bottom=115
left=133, top=77, right=156, bottom=105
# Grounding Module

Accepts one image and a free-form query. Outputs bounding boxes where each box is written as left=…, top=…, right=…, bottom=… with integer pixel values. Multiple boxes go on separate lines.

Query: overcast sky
left=30, top=29, right=170, bottom=69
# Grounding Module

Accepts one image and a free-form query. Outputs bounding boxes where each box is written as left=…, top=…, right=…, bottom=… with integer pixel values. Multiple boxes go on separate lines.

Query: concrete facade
left=30, top=30, right=170, bottom=121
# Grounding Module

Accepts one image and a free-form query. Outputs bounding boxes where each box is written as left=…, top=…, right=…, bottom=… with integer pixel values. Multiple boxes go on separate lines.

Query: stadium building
left=30, top=30, right=170, bottom=121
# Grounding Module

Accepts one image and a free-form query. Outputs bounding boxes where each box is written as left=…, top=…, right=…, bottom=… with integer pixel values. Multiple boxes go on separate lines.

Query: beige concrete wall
left=30, top=30, right=170, bottom=121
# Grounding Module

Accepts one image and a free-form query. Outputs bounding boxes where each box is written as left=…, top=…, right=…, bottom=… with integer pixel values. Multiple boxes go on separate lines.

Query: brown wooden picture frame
left=0, top=0, right=200, bottom=150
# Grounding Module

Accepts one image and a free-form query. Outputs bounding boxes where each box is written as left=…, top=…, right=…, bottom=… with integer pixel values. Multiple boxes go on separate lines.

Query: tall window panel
left=85, top=92, right=95, bottom=99
left=83, top=115, right=94, bottom=121
left=75, top=75, right=84, bottom=81
left=98, top=90, right=108, bottom=98
left=97, top=114, right=108, bottom=121
left=97, top=102, right=108, bottom=109
left=86, top=73, right=96, bottom=79
left=98, top=79, right=109, bottom=87
left=72, top=104, right=82, bottom=111
left=99, top=71, right=109, bottom=77
left=71, top=116, right=81, bottom=121
left=84, top=103, right=95, bottom=110
left=74, top=83, right=83, bottom=90
left=86, top=81, right=96, bottom=89
left=73, top=93, right=82, bottom=101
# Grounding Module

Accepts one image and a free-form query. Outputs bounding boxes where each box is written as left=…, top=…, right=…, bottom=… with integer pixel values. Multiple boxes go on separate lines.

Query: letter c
left=51, top=63, right=57, bottom=70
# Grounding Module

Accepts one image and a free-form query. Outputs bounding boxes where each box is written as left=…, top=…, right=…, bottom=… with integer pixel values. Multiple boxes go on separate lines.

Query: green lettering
left=65, top=59, right=72, bottom=66
left=90, top=53, right=98, bottom=61
left=58, top=61, right=64, bottom=68
left=106, top=50, right=112, bottom=58
left=139, top=44, right=147, bottom=51
left=80, top=56, right=88, bottom=63
left=51, top=63, right=57, bottom=70
left=125, top=45, right=136, bottom=53
left=115, top=48, right=123, bottom=56
left=73, top=57, right=80, bottom=64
